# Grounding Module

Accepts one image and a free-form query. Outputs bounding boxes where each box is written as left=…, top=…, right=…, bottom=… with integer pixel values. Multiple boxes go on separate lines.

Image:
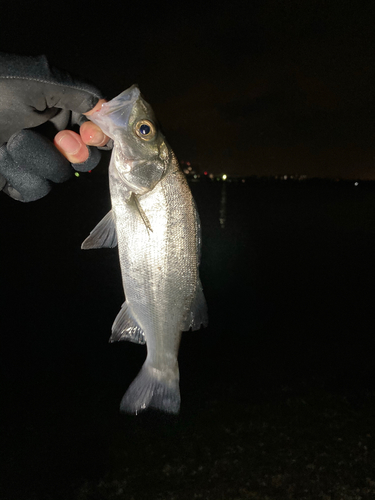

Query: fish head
left=88, top=85, right=171, bottom=194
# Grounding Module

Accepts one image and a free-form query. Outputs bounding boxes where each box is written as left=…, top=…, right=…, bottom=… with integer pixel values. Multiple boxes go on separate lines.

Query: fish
left=82, top=85, right=208, bottom=414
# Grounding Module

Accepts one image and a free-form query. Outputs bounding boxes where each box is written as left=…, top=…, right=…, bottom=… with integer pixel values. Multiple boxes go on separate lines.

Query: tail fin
left=120, top=362, right=180, bottom=415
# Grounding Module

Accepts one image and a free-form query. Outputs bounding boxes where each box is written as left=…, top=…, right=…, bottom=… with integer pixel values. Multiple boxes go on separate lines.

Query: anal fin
left=110, top=302, right=146, bottom=344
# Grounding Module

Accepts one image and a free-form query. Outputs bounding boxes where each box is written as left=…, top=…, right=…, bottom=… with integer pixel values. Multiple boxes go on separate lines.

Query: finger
left=81, top=98, right=110, bottom=146
left=54, top=130, right=89, bottom=164
left=79, top=121, right=109, bottom=147
left=83, top=98, right=107, bottom=116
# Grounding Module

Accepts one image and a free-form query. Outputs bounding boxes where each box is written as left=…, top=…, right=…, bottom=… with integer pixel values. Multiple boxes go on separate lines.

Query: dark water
left=1, top=172, right=375, bottom=498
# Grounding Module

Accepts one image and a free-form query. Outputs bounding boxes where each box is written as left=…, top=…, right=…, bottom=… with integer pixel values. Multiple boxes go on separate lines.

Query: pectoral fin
left=182, top=280, right=208, bottom=331
left=81, top=210, right=118, bottom=249
left=131, top=193, right=153, bottom=233
left=110, top=302, right=146, bottom=344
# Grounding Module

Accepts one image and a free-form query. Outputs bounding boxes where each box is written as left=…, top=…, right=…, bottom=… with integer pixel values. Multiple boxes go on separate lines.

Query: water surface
left=1, top=175, right=375, bottom=499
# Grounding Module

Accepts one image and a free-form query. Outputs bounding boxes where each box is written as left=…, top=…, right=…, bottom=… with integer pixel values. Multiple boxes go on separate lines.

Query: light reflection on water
left=219, top=181, right=226, bottom=229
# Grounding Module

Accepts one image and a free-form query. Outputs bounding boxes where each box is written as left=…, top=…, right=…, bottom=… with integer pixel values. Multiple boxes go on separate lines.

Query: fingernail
left=87, top=129, right=106, bottom=146
left=58, top=133, right=81, bottom=154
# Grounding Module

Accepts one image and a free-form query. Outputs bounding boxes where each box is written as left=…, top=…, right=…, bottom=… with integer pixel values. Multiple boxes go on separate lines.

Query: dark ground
left=1, top=170, right=375, bottom=499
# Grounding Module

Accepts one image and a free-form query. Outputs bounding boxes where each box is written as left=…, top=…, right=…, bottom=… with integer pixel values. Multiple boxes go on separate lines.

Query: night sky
left=2, top=1, right=375, bottom=179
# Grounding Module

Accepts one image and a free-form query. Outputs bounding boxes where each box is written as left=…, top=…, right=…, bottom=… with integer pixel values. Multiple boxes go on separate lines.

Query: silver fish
left=82, top=85, right=208, bottom=414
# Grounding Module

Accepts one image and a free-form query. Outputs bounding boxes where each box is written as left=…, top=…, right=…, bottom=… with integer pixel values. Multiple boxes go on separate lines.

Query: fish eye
left=135, top=120, right=157, bottom=141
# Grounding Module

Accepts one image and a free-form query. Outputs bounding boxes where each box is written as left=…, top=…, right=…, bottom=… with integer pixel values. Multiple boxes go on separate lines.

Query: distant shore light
left=222, top=174, right=227, bottom=181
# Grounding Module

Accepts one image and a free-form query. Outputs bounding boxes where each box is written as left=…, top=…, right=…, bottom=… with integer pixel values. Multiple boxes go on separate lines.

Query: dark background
left=2, top=173, right=375, bottom=499
left=2, top=2, right=375, bottom=499
left=2, top=0, right=375, bottom=178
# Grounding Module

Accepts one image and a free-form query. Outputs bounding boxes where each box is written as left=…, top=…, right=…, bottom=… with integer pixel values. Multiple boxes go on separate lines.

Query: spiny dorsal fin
left=81, top=210, right=118, bottom=249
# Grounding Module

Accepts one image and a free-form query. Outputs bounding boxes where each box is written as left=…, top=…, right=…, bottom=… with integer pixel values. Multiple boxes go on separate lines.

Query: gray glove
left=0, top=52, right=105, bottom=202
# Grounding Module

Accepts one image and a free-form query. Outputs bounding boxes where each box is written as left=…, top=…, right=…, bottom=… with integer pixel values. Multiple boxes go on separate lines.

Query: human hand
left=0, top=52, right=110, bottom=202
left=54, top=99, right=109, bottom=164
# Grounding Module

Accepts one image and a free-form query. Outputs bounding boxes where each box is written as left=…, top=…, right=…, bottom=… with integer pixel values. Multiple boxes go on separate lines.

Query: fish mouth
left=96, top=85, right=141, bottom=118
